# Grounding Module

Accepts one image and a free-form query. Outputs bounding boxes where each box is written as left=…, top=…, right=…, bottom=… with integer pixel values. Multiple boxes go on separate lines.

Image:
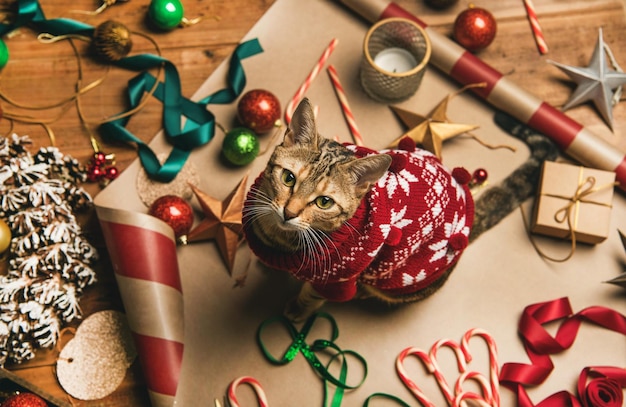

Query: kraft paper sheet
left=94, top=0, right=626, bottom=405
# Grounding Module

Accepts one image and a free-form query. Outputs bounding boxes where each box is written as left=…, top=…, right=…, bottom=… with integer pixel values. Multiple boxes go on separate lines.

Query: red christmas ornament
left=2, top=393, right=48, bottom=407
left=237, top=89, right=281, bottom=134
left=87, top=165, right=104, bottom=182
left=453, top=5, right=497, bottom=52
left=149, top=195, right=194, bottom=244
left=104, top=165, right=119, bottom=180
left=93, top=151, right=107, bottom=165
left=86, top=151, right=118, bottom=186
left=472, top=168, right=488, bottom=185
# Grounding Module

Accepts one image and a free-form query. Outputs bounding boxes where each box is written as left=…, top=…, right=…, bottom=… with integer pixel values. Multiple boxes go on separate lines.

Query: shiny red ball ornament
left=2, top=392, right=48, bottom=407
left=149, top=195, right=194, bottom=244
left=93, top=151, right=107, bottom=165
left=87, top=165, right=104, bottom=182
left=472, top=168, right=488, bottom=185
left=237, top=89, right=281, bottom=134
left=105, top=166, right=119, bottom=180
left=453, top=5, right=497, bottom=52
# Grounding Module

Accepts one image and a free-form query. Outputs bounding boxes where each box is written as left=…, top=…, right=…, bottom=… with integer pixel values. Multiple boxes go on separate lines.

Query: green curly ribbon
left=257, top=312, right=368, bottom=407
left=363, top=393, right=412, bottom=406
left=0, top=0, right=263, bottom=182
left=101, top=39, right=263, bottom=182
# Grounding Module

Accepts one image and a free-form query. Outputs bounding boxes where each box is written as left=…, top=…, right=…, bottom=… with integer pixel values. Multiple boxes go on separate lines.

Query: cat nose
left=284, top=208, right=297, bottom=221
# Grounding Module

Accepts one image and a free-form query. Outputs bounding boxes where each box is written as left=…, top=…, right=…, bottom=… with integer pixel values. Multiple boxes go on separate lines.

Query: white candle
left=373, top=47, right=418, bottom=73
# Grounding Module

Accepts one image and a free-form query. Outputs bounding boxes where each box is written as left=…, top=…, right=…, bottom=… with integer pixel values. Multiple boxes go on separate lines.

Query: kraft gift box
left=532, top=161, right=616, bottom=244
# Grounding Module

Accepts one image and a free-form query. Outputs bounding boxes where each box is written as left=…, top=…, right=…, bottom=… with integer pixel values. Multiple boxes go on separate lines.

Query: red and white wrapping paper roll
left=338, top=0, right=626, bottom=189
left=97, top=206, right=184, bottom=407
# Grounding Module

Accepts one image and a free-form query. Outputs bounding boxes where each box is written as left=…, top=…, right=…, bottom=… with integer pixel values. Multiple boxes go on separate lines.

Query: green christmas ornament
left=148, top=0, right=185, bottom=30
left=222, top=128, right=260, bottom=166
left=0, top=39, right=9, bottom=69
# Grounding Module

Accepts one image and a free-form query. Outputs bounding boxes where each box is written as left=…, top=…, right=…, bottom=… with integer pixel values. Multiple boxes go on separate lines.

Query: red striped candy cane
left=429, top=339, right=469, bottom=405
left=284, top=38, right=339, bottom=124
left=523, top=0, right=549, bottom=54
left=396, top=347, right=438, bottom=407
left=462, top=328, right=500, bottom=407
left=226, top=376, right=269, bottom=407
left=327, top=64, right=364, bottom=146
left=454, top=370, right=495, bottom=407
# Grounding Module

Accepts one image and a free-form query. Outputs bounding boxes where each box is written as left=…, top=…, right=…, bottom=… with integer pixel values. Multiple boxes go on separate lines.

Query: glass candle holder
left=361, top=17, right=431, bottom=103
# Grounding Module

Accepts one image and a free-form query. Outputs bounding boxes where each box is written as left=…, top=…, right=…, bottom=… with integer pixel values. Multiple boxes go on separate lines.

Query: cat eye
left=281, top=169, right=296, bottom=187
left=315, top=196, right=334, bottom=209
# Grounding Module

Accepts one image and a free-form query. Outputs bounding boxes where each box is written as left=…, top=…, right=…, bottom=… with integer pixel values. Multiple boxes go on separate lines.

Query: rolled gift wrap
left=338, top=0, right=626, bottom=190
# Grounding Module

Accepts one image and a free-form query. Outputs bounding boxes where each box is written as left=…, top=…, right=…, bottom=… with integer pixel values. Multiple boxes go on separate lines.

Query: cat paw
left=283, top=298, right=314, bottom=323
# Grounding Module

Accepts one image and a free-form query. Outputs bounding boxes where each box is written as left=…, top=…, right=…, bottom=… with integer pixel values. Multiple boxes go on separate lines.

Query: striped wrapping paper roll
left=96, top=206, right=184, bottom=407
left=338, top=0, right=626, bottom=189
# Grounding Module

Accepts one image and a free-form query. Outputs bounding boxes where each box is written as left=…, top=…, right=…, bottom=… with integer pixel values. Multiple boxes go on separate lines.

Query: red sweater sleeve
left=311, top=278, right=358, bottom=302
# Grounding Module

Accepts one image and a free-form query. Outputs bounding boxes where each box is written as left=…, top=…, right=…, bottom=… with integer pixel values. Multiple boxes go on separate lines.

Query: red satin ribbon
left=499, top=297, right=626, bottom=406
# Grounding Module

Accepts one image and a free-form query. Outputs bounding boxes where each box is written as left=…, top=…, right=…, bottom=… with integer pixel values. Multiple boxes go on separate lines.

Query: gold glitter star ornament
left=187, top=174, right=249, bottom=272
left=548, top=28, right=626, bottom=130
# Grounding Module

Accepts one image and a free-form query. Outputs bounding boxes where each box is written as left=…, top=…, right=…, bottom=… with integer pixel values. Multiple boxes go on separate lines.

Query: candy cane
left=461, top=328, right=500, bottom=407
left=396, top=347, right=438, bottom=407
left=327, top=64, right=364, bottom=146
left=284, top=38, right=339, bottom=124
left=523, top=0, right=549, bottom=54
left=226, top=376, right=269, bottom=407
left=429, top=339, right=469, bottom=405
left=454, top=370, right=494, bottom=407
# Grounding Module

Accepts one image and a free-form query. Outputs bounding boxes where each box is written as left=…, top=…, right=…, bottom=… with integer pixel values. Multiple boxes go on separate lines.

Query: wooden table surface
left=2, top=0, right=626, bottom=405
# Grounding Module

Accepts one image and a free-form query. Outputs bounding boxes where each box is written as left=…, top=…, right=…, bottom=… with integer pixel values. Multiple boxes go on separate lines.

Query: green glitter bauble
left=148, top=0, right=185, bottom=30
left=222, top=128, right=260, bottom=166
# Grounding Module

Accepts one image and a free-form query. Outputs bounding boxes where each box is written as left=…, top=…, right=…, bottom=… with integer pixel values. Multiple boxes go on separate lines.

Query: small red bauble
left=149, top=195, right=194, bottom=244
left=2, top=393, right=48, bottom=407
left=104, top=166, right=119, bottom=180
left=472, top=168, right=488, bottom=185
left=453, top=5, right=497, bottom=52
left=87, top=165, right=104, bottom=182
left=93, top=152, right=107, bottom=165
left=237, top=89, right=281, bottom=134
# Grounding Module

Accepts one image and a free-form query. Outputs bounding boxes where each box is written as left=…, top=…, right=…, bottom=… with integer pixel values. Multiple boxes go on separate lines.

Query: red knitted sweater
left=244, top=141, right=474, bottom=302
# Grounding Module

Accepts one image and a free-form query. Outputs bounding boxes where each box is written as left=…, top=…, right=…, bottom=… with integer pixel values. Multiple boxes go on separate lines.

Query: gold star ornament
left=187, top=174, right=249, bottom=273
left=387, top=85, right=481, bottom=159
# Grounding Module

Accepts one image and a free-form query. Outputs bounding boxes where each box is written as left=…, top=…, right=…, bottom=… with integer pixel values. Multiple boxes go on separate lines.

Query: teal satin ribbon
left=257, top=312, right=368, bottom=407
left=1, top=0, right=263, bottom=182
left=0, top=0, right=93, bottom=36
left=101, top=38, right=263, bottom=182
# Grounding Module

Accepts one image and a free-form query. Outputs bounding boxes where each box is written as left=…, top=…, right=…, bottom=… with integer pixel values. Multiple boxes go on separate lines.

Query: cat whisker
left=295, top=228, right=337, bottom=283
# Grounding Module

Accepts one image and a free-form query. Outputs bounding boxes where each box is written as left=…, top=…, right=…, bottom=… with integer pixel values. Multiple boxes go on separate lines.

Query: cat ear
left=283, top=98, right=319, bottom=149
left=343, top=154, right=392, bottom=193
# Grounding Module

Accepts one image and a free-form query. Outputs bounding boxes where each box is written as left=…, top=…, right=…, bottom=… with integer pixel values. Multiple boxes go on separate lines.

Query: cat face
left=244, top=98, right=391, bottom=252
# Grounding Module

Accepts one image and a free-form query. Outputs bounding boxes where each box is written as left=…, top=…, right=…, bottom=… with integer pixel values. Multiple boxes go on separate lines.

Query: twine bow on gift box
left=523, top=168, right=618, bottom=262
left=551, top=176, right=616, bottom=232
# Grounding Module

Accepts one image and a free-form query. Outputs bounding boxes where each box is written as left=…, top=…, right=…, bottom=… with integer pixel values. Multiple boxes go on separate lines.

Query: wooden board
left=3, top=0, right=626, bottom=405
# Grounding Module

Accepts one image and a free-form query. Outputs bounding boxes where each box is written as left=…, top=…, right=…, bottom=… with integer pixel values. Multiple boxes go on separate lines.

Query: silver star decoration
left=605, top=229, right=626, bottom=289
left=548, top=28, right=626, bottom=130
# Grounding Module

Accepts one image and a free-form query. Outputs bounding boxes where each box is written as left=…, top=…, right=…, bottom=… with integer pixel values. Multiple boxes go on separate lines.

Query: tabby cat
left=243, top=98, right=557, bottom=321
